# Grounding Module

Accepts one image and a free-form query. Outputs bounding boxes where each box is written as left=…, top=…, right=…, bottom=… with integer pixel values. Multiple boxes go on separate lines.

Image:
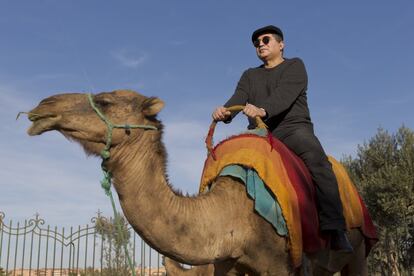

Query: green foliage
left=0, top=267, right=10, bottom=276
left=78, top=267, right=100, bottom=276
left=95, top=212, right=134, bottom=276
left=342, top=126, right=414, bottom=275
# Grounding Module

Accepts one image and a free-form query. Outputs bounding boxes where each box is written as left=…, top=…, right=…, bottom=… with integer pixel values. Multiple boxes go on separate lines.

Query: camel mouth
left=26, top=113, right=61, bottom=136
left=28, top=113, right=57, bottom=122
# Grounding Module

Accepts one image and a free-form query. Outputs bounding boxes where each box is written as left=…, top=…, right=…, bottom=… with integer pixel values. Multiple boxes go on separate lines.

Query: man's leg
left=275, top=127, right=353, bottom=251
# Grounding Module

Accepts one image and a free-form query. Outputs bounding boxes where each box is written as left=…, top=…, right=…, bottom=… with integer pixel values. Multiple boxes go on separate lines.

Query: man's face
left=254, top=33, right=284, bottom=61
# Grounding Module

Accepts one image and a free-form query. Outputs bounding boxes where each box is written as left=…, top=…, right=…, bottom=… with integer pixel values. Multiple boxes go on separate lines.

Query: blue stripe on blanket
left=219, top=165, right=288, bottom=236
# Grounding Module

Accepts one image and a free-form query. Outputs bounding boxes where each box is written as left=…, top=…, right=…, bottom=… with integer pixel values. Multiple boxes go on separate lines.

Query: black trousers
left=273, top=126, right=346, bottom=231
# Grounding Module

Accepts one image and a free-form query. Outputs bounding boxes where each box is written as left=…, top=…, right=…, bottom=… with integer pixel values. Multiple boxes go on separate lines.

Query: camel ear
left=142, top=97, right=164, bottom=116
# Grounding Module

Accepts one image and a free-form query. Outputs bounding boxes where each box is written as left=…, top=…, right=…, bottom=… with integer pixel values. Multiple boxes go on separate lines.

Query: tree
left=95, top=212, right=134, bottom=276
left=342, top=126, right=414, bottom=275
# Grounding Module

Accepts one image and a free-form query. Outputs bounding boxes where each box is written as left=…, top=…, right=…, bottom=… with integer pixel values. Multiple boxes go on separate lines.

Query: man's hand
left=212, top=106, right=231, bottom=121
left=243, top=104, right=267, bottom=118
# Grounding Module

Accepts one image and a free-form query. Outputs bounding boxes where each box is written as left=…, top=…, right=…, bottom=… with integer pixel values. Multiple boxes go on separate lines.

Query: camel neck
left=109, top=130, right=173, bottom=200
left=104, top=130, right=236, bottom=264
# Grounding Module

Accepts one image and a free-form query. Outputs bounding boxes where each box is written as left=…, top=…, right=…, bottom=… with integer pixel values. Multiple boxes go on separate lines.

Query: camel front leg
left=214, top=260, right=246, bottom=276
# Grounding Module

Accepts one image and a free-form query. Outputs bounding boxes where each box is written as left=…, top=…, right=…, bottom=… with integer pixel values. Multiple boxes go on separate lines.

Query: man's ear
left=279, top=41, right=285, bottom=51
left=142, top=97, right=165, bottom=116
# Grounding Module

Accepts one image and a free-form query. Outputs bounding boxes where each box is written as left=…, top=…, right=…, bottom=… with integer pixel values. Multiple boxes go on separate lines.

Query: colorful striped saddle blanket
left=199, top=131, right=377, bottom=267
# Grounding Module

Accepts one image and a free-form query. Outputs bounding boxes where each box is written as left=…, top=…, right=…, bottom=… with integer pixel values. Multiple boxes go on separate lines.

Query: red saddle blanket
left=199, top=133, right=378, bottom=267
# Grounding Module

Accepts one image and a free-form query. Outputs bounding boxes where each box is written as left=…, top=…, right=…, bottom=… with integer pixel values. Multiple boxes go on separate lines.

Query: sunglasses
left=253, top=35, right=272, bottom=48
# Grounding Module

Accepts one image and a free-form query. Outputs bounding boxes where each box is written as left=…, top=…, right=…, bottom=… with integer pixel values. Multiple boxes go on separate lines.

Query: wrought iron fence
left=0, top=211, right=166, bottom=276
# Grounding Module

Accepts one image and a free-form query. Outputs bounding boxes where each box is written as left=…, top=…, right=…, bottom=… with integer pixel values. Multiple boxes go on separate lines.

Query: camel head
left=27, top=89, right=164, bottom=156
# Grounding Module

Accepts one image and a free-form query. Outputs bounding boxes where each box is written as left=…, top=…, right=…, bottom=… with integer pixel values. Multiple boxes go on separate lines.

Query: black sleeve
left=225, top=70, right=250, bottom=107
left=261, top=59, right=308, bottom=118
left=222, top=70, right=250, bottom=122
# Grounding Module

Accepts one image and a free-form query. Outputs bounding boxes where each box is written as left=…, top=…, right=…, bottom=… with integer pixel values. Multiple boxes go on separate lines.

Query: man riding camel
left=212, top=25, right=353, bottom=252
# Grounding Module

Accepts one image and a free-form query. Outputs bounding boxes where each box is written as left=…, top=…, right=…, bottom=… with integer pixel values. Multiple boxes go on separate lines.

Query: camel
left=25, top=89, right=370, bottom=275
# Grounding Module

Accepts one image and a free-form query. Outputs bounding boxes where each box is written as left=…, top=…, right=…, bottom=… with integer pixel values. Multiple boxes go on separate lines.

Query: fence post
left=6, top=220, right=12, bottom=273
left=21, top=220, right=27, bottom=276
left=13, top=221, right=19, bottom=274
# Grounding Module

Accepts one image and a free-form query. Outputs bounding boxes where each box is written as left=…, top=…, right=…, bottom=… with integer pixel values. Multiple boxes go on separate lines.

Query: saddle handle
left=205, top=105, right=268, bottom=159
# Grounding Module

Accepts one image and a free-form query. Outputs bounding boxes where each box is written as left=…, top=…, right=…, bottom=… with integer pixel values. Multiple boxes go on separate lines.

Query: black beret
left=251, top=25, right=284, bottom=42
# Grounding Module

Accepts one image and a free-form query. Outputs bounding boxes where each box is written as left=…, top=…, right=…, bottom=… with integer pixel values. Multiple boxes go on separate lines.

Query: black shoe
left=329, top=230, right=354, bottom=253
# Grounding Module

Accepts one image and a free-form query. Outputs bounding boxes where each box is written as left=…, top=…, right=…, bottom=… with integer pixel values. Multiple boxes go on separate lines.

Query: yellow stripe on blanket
left=328, top=157, right=363, bottom=229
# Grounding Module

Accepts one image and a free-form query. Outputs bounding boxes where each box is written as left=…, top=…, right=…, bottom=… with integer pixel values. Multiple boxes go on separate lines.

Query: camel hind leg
left=307, top=229, right=367, bottom=275
left=340, top=238, right=368, bottom=276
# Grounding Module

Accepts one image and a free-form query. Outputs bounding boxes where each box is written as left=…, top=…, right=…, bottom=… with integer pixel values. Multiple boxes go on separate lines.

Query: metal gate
left=0, top=211, right=166, bottom=276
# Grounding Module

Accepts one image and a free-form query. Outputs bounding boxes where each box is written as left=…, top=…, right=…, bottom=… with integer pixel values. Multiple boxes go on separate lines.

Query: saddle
left=199, top=130, right=378, bottom=267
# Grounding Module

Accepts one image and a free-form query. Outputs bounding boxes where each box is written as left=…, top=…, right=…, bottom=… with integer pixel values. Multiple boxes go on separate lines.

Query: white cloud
left=111, top=49, right=149, bottom=68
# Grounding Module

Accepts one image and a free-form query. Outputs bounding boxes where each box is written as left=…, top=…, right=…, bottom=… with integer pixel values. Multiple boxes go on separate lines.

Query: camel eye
left=94, top=97, right=113, bottom=107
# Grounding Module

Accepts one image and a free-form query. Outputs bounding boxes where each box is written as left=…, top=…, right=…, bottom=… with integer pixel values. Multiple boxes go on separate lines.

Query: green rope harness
left=87, top=93, right=157, bottom=276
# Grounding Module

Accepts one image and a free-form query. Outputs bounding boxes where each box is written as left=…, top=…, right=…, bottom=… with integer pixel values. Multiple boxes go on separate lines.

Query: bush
left=95, top=212, right=134, bottom=276
left=342, top=126, right=414, bottom=275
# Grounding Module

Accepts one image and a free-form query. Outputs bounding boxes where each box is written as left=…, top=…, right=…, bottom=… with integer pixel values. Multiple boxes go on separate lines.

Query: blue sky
left=0, top=1, right=413, bottom=228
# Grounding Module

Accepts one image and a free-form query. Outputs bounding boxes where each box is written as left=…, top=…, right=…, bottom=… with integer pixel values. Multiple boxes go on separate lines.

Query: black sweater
left=224, top=57, right=313, bottom=134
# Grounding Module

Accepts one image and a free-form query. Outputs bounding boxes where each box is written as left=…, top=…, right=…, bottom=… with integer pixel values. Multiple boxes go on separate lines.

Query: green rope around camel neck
left=87, top=93, right=157, bottom=160
left=87, top=93, right=158, bottom=276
